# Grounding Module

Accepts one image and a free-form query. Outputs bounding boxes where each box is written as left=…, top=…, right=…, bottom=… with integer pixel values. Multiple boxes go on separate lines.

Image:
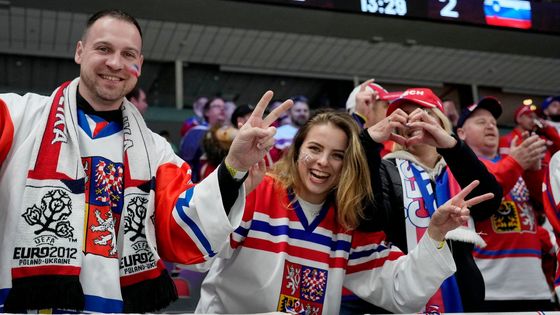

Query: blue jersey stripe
left=248, top=219, right=352, bottom=252
left=474, top=247, right=541, bottom=256
left=175, top=187, right=216, bottom=257
left=348, top=244, right=388, bottom=260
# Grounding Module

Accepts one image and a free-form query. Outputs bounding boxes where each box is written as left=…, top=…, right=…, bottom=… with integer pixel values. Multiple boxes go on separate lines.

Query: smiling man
left=0, top=9, right=292, bottom=314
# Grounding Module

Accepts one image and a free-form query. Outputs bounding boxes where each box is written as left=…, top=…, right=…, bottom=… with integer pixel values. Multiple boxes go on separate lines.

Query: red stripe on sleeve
left=0, top=99, right=14, bottom=168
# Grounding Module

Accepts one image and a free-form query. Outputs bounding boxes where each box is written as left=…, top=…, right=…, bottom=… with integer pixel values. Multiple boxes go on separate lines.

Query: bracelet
left=436, top=239, right=446, bottom=250
left=225, top=161, right=247, bottom=180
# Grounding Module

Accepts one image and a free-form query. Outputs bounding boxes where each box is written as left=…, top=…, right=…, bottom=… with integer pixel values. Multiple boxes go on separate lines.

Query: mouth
left=99, top=74, right=124, bottom=82
left=309, top=169, right=330, bottom=182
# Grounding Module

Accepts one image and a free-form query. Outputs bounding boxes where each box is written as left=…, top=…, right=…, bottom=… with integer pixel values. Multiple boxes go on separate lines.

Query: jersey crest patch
left=277, top=260, right=327, bottom=315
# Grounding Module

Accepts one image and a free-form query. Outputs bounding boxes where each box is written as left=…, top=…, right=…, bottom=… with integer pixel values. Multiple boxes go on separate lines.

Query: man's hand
left=428, top=180, right=494, bottom=241
left=225, top=91, right=293, bottom=171
left=509, top=134, right=546, bottom=170
left=354, top=79, right=377, bottom=119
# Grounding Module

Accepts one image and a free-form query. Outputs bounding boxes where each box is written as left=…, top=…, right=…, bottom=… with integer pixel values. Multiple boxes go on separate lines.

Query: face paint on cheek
left=128, top=64, right=140, bottom=78
left=299, top=152, right=317, bottom=167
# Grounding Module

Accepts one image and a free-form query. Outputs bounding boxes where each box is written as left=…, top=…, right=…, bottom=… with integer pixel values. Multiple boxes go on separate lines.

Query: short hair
left=291, top=95, right=309, bottom=104
left=83, top=9, right=143, bottom=41
left=126, top=87, right=143, bottom=100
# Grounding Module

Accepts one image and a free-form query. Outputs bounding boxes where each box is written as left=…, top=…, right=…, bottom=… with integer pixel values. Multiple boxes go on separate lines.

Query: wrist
left=427, top=226, right=446, bottom=242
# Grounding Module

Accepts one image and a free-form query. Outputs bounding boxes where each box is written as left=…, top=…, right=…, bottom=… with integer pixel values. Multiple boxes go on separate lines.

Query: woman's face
left=297, top=123, right=348, bottom=204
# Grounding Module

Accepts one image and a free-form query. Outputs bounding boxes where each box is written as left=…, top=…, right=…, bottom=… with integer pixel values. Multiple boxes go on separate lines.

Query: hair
left=83, top=9, right=143, bottom=41
left=291, top=95, right=309, bottom=104
left=270, top=110, right=372, bottom=230
left=126, top=86, right=143, bottom=101
left=393, top=104, right=453, bottom=152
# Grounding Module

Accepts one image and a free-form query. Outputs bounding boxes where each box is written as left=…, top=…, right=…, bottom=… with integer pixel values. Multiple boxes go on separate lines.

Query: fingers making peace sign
left=428, top=180, right=494, bottom=241
left=225, top=91, right=293, bottom=171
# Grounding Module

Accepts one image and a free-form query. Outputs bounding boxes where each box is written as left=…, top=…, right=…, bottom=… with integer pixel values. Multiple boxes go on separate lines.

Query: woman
left=195, top=110, right=492, bottom=314
left=349, top=88, right=503, bottom=313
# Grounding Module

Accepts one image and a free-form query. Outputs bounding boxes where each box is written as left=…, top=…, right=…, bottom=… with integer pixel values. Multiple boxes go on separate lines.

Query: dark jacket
left=352, top=130, right=503, bottom=313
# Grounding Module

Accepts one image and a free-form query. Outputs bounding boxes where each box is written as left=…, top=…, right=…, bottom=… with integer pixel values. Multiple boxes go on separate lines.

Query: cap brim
left=386, top=97, right=436, bottom=116
left=380, top=91, right=403, bottom=101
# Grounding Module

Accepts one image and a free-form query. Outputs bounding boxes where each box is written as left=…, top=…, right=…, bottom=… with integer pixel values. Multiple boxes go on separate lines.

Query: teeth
left=310, top=170, right=328, bottom=179
left=101, top=75, right=121, bottom=81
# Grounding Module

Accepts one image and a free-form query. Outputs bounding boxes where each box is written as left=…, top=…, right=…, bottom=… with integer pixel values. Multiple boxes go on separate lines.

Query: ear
left=75, top=41, right=84, bottom=64
left=456, top=127, right=466, bottom=141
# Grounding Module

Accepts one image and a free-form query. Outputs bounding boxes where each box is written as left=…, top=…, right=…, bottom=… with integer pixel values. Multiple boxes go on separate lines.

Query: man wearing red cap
left=346, top=79, right=401, bottom=156
left=456, top=98, right=557, bottom=311
left=499, top=103, right=560, bottom=169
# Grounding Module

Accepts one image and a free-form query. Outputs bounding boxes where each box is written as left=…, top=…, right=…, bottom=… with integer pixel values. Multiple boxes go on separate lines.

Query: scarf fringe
left=4, top=275, right=84, bottom=313
left=122, top=269, right=178, bottom=313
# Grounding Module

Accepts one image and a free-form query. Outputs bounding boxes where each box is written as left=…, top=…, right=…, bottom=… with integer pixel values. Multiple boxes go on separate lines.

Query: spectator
left=270, top=95, right=310, bottom=162
left=442, top=99, right=459, bottom=128
left=499, top=103, right=560, bottom=169
left=0, top=9, right=292, bottom=313
left=344, top=88, right=502, bottom=314
left=195, top=110, right=489, bottom=314
left=542, top=96, right=560, bottom=133
left=179, top=97, right=226, bottom=183
left=126, top=86, right=148, bottom=115
left=180, top=96, right=208, bottom=137
left=346, top=79, right=401, bottom=156
left=456, top=97, right=557, bottom=311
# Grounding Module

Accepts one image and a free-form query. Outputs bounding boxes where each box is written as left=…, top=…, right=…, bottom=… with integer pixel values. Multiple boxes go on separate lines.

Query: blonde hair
left=392, top=105, right=453, bottom=152
left=271, top=110, right=372, bottom=230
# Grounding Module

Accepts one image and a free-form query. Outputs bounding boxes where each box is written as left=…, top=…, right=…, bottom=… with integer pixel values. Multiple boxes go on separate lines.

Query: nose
left=316, top=153, right=328, bottom=166
left=106, top=53, right=124, bottom=70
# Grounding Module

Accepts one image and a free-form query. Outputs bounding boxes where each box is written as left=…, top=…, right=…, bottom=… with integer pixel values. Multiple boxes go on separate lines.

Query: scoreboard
left=239, top=0, right=560, bottom=34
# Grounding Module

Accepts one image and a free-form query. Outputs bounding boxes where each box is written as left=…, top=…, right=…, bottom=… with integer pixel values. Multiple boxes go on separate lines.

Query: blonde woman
left=347, top=88, right=502, bottom=314
left=195, top=110, right=492, bottom=314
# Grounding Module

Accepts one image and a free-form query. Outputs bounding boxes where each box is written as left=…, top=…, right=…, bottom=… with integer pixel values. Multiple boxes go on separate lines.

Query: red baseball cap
left=346, top=83, right=401, bottom=112
left=387, top=88, right=444, bottom=116
left=514, top=104, right=538, bottom=124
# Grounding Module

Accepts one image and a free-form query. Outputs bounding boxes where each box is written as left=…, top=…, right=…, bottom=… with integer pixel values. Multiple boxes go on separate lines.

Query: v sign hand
left=225, top=91, right=293, bottom=172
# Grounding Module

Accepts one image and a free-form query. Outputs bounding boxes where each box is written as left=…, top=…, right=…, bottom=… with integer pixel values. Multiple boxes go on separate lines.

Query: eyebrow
left=93, top=41, right=141, bottom=54
left=308, top=141, right=346, bottom=153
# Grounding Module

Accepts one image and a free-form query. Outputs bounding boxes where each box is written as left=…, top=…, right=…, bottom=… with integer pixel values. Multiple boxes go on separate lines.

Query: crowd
left=1, top=8, right=560, bottom=315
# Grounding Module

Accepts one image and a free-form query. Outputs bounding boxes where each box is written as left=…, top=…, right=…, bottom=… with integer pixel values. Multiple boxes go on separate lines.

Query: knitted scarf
left=395, top=158, right=464, bottom=313
left=4, top=79, right=176, bottom=313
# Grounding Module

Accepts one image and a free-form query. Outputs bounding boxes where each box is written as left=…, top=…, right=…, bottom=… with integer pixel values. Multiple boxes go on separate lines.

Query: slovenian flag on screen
left=484, top=0, right=532, bottom=29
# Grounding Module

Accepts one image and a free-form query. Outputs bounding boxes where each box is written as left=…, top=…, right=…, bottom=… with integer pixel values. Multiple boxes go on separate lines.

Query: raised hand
left=509, top=134, right=546, bottom=170
left=225, top=91, right=293, bottom=171
left=428, top=180, right=494, bottom=241
left=354, top=79, right=377, bottom=118
left=366, top=108, right=409, bottom=146
left=405, top=108, right=456, bottom=149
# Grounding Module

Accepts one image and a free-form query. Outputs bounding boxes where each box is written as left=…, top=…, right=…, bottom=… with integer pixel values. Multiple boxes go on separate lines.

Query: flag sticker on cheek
left=128, top=64, right=140, bottom=78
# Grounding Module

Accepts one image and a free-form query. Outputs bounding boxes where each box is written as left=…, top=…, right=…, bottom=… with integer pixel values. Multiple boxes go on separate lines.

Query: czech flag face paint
left=128, top=64, right=140, bottom=78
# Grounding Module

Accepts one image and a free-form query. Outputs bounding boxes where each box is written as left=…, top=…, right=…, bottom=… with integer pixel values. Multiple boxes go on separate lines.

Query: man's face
left=205, top=98, right=226, bottom=126
left=517, top=112, right=538, bottom=131
left=457, top=108, right=499, bottom=158
left=290, top=101, right=310, bottom=127
left=545, top=101, right=560, bottom=117
left=75, top=17, right=143, bottom=110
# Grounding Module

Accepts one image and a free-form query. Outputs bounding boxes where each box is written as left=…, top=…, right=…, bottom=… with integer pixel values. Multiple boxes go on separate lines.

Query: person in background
left=268, top=99, right=291, bottom=128
left=126, top=86, right=148, bottom=115
left=180, top=96, right=208, bottom=137
left=270, top=95, right=310, bottom=162
left=343, top=89, right=502, bottom=314
left=456, top=97, right=558, bottom=311
left=194, top=110, right=493, bottom=314
left=346, top=79, right=401, bottom=156
left=0, top=9, right=293, bottom=313
left=442, top=99, right=459, bottom=128
left=179, top=97, right=226, bottom=183
left=542, top=96, right=560, bottom=133
left=499, top=103, right=560, bottom=169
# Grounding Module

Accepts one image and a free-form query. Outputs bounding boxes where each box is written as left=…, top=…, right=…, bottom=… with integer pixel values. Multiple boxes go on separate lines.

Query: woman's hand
left=405, top=108, right=456, bottom=149
left=428, top=180, right=494, bottom=241
left=367, top=108, right=409, bottom=146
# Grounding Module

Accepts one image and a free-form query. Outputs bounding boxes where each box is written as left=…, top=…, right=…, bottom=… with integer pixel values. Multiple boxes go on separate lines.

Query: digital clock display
left=238, top=0, right=560, bottom=34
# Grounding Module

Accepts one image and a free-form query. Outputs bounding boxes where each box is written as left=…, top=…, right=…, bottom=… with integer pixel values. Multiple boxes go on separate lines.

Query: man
left=442, top=99, right=459, bottom=128
left=456, top=97, right=556, bottom=311
left=499, top=103, right=560, bottom=169
left=542, top=95, right=560, bottom=133
left=270, top=95, right=310, bottom=162
left=180, top=96, right=208, bottom=137
left=346, top=79, right=401, bottom=156
left=0, top=10, right=291, bottom=313
left=179, top=97, right=226, bottom=183
left=126, top=87, right=148, bottom=115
